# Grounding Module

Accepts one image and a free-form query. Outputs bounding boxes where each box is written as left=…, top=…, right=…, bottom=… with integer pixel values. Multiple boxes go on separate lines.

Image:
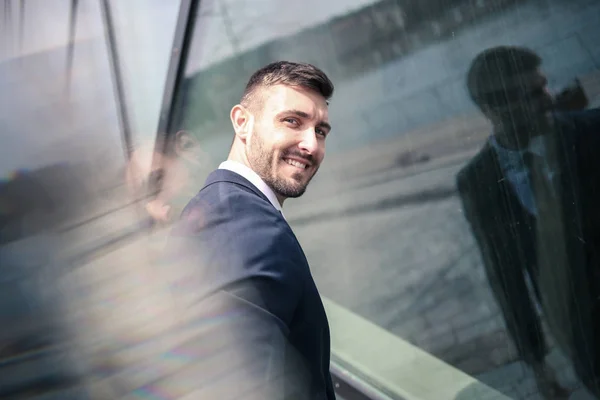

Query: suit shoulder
left=182, top=181, right=271, bottom=219
left=172, top=182, right=305, bottom=325
left=180, top=181, right=292, bottom=251
left=184, top=180, right=257, bottom=208
left=456, top=145, right=493, bottom=191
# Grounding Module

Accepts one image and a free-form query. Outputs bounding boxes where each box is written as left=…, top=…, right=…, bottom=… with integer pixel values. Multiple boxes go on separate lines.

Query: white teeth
left=285, top=159, right=307, bottom=169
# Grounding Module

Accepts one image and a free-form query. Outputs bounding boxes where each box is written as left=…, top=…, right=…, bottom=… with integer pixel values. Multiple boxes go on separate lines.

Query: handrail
left=154, top=0, right=199, bottom=153
left=331, top=359, right=399, bottom=400
left=323, top=298, right=510, bottom=400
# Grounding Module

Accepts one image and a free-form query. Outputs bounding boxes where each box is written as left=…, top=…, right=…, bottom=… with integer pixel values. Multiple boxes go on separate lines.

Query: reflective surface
left=0, top=1, right=182, bottom=397
left=2, top=0, right=600, bottom=399
left=172, top=0, right=600, bottom=399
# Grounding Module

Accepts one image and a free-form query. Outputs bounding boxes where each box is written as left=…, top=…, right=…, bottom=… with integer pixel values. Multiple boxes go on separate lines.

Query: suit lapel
left=476, top=144, right=538, bottom=279
left=481, top=143, right=534, bottom=231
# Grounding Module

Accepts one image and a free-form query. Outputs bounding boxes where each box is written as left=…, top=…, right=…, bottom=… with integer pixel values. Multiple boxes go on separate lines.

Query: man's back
left=170, top=168, right=335, bottom=399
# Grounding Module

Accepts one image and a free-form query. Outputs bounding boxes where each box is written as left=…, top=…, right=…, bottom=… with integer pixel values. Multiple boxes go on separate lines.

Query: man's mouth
left=283, top=157, right=310, bottom=170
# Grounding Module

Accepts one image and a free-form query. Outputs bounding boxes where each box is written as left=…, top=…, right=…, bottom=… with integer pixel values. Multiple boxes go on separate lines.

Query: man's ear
left=230, top=104, right=253, bottom=142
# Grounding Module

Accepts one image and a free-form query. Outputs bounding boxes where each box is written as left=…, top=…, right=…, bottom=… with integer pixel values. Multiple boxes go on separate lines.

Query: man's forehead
left=261, top=84, right=328, bottom=109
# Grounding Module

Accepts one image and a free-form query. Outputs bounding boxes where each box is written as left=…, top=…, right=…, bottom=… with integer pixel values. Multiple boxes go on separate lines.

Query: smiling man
left=229, top=62, right=332, bottom=205
left=170, top=61, right=335, bottom=399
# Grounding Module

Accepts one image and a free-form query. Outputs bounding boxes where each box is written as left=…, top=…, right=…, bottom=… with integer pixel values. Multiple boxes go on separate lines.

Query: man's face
left=245, top=85, right=330, bottom=200
left=488, top=68, right=554, bottom=126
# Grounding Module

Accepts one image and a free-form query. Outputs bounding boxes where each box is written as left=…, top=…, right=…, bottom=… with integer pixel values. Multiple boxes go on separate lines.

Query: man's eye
left=284, top=118, right=298, bottom=125
left=316, top=128, right=327, bottom=137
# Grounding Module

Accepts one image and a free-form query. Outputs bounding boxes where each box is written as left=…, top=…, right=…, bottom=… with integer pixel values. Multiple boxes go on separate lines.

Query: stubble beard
left=247, top=132, right=316, bottom=199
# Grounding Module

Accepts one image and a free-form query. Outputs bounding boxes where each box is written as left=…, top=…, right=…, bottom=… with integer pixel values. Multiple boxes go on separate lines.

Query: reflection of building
left=328, top=0, right=523, bottom=77
left=177, top=0, right=523, bottom=136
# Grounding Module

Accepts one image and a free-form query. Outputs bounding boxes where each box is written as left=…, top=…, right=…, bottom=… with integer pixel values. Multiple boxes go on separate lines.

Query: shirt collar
left=218, top=160, right=283, bottom=214
left=489, top=135, right=547, bottom=158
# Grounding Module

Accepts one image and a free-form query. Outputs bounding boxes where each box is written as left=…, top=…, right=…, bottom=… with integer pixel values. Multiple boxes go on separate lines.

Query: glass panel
left=0, top=0, right=181, bottom=225
left=107, top=0, right=181, bottom=142
left=0, top=0, right=124, bottom=221
left=170, top=0, right=600, bottom=399
left=0, top=2, right=181, bottom=397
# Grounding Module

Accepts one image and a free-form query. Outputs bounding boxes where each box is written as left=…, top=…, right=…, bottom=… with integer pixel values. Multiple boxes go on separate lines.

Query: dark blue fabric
left=169, top=169, right=335, bottom=399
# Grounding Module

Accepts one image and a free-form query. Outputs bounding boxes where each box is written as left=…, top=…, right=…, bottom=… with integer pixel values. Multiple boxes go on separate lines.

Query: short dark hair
left=240, top=61, right=334, bottom=108
left=466, top=46, right=542, bottom=110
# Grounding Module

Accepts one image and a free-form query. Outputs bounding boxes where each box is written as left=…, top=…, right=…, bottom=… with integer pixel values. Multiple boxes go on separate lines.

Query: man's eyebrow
left=280, top=109, right=311, bottom=119
left=278, top=109, right=331, bottom=131
left=317, top=121, right=332, bottom=132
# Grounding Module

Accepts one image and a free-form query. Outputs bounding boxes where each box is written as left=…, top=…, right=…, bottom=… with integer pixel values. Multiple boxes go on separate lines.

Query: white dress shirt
left=489, top=134, right=557, bottom=215
left=218, top=160, right=285, bottom=218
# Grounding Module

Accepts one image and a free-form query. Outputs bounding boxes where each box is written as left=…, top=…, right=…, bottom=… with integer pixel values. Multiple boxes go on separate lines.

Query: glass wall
left=170, top=0, right=600, bottom=399
left=2, top=0, right=600, bottom=398
left=0, top=2, right=181, bottom=397
left=0, top=0, right=181, bottom=232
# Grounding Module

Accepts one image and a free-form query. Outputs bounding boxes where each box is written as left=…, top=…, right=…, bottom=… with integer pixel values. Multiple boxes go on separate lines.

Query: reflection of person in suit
left=170, top=61, right=336, bottom=399
left=126, top=130, right=208, bottom=224
left=457, top=46, right=600, bottom=398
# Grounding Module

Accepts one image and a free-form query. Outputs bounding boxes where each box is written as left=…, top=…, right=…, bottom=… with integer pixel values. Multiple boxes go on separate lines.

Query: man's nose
left=298, top=129, right=319, bottom=154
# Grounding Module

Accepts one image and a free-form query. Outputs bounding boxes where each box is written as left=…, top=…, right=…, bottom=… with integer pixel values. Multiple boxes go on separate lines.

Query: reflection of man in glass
left=126, top=130, right=209, bottom=224
left=457, top=46, right=600, bottom=398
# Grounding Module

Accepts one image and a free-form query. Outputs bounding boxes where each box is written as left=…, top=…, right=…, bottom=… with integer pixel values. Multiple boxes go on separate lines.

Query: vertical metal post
left=4, top=0, right=13, bottom=57
left=65, top=0, right=79, bottom=96
left=154, top=0, right=200, bottom=153
left=18, top=0, right=25, bottom=53
left=99, top=0, right=134, bottom=160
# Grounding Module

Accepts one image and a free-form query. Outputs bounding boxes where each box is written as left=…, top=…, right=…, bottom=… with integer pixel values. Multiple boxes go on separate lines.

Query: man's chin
left=273, top=180, right=308, bottom=199
left=280, top=185, right=307, bottom=199
left=283, top=189, right=306, bottom=199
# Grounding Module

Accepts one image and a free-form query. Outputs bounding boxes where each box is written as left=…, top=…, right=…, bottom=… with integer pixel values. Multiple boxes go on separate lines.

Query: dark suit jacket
left=167, top=168, right=335, bottom=399
left=457, top=109, right=600, bottom=392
